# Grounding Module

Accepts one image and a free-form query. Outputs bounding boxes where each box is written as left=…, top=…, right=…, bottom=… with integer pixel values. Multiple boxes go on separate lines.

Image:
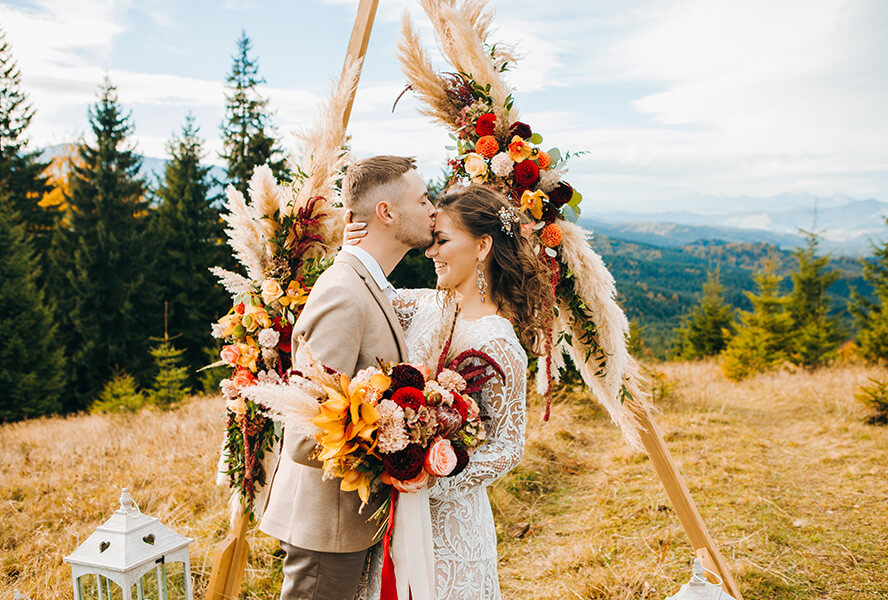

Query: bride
left=348, top=184, right=553, bottom=599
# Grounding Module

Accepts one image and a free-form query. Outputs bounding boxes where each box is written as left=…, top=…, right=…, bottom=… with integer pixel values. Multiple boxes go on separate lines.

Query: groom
left=260, top=155, right=436, bottom=600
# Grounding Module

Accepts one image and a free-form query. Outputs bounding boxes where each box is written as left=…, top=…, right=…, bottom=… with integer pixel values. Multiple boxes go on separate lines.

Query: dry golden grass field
left=2, top=362, right=886, bottom=599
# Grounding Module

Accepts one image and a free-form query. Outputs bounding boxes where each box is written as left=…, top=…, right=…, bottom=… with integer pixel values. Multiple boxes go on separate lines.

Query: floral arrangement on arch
left=397, top=0, right=651, bottom=449
left=208, top=60, right=362, bottom=515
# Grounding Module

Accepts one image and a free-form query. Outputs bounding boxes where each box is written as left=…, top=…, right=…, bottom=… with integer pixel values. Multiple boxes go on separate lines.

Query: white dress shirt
left=339, top=245, right=397, bottom=302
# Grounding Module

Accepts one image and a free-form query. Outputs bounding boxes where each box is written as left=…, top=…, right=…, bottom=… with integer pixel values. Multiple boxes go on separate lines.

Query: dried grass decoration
left=397, top=0, right=650, bottom=449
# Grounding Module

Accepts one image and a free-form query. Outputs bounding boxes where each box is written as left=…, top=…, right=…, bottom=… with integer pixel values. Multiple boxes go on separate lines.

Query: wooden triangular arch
left=205, top=2, right=743, bottom=598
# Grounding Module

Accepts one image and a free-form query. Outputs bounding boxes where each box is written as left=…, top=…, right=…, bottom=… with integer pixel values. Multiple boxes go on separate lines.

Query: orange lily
left=279, top=280, right=310, bottom=309
left=340, top=469, right=373, bottom=505
left=519, top=189, right=547, bottom=220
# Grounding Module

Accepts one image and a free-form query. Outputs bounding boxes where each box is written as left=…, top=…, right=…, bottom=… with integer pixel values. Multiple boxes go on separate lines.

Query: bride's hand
left=342, top=210, right=367, bottom=246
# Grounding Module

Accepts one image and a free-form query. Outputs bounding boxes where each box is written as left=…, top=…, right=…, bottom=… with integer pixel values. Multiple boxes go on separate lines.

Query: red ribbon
left=379, top=488, right=400, bottom=600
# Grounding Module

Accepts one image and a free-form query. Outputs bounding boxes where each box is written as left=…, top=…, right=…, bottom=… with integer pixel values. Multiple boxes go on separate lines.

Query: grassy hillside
left=3, top=362, right=886, bottom=599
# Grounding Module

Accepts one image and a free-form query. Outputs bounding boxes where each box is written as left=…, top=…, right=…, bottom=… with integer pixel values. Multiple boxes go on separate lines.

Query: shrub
left=856, top=377, right=888, bottom=425
left=90, top=372, right=145, bottom=414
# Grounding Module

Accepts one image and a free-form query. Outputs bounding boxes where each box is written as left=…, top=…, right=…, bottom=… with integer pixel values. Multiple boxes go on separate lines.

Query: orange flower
left=475, top=135, right=499, bottom=158
left=312, top=374, right=381, bottom=463
left=540, top=223, right=563, bottom=248
left=508, top=136, right=533, bottom=162
left=519, top=189, right=547, bottom=220
left=279, top=280, right=309, bottom=309
left=537, top=151, right=551, bottom=170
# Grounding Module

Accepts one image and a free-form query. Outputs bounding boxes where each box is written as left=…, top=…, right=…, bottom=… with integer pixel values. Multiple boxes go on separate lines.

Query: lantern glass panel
left=131, top=561, right=188, bottom=600
left=77, top=574, right=124, bottom=600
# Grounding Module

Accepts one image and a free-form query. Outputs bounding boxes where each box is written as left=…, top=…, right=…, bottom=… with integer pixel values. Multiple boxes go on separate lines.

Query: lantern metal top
left=665, top=558, right=739, bottom=600
left=64, top=488, right=193, bottom=572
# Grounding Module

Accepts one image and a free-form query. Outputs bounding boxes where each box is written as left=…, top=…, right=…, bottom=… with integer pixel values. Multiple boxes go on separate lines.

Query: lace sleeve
left=391, top=288, right=437, bottom=332
left=429, top=335, right=527, bottom=502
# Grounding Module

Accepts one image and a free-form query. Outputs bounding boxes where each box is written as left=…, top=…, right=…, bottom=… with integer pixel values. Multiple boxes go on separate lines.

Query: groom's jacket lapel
left=336, top=251, right=409, bottom=362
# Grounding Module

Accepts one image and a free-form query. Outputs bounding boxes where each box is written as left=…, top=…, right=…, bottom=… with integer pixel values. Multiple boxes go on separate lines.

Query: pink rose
left=391, top=469, right=429, bottom=494
left=231, top=368, right=257, bottom=390
left=220, top=344, right=241, bottom=366
left=424, top=437, right=457, bottom=476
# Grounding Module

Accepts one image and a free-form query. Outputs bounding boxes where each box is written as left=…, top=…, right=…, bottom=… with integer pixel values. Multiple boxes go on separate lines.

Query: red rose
left=513, top=160, right=540, bottom=187
left=392, top=387, right=426, bottom=411
left=548, top=181, right=574, bottom=207
left=391, top=364, right=426, bottom=391
left=509, top=121, right=532, bottom=140
left=475, top=113, right=496, bottom=137
left=382, top=444, right=425, bottom=481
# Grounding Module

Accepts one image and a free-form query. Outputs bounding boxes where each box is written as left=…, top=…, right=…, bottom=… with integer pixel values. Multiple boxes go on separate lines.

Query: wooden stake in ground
left=203, top=2, right=379, bottom=598
left=630, top=402, right=744, bottom=599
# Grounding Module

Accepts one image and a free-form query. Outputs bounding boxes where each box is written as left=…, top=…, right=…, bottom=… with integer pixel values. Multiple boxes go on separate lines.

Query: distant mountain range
left=585, top=193, right=887, bottom=256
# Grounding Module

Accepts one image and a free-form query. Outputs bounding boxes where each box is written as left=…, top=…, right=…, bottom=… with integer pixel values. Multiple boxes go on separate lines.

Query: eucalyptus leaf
left=445, top=145, right=457, bottom=150
left=562, top=204, right=579, bottom=223
left=529, top=133, right=543, bottom=144
left=547, top=148, right=561, bottom=164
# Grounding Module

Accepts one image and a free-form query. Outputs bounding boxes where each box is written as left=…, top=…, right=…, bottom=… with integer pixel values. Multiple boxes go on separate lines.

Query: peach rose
left=424, top=437, right=458, bottom=476
left=220, top=344, right=241, bottom=366
left=391, top=469, right=429, bottom=494
left=231, top=368, right=257, bottom=390
left=463, top=152, right=488, bottom=181
left=261, top=279, right=283, bottom=304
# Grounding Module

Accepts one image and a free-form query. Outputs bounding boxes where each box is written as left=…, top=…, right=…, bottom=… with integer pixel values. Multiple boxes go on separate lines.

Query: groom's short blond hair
left=344, top=155, right=417, bottom=221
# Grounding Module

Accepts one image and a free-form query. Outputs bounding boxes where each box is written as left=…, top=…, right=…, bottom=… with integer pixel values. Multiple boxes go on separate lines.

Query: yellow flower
left=312, top=374, right=380, bottom=463
left=340, top=469, right=373, bottom=505
left=519, top=189, right=547, bottom=220
left=243, top=303, right=272, bottom=331
left=463, top=152, right=488, bottom=182
left=235, top=338, right=260, bottom=371
left=218, top=314, right=241, bottom=338
left=279, top=280, right=310, bottom=309
left=508, top=136, right=533, bottom=162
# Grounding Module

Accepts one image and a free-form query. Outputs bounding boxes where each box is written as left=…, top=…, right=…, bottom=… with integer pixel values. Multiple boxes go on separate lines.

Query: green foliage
left=0, top=196, right=65, bottom=422
left=220, top=31, right=289, bottom=196
left=54, top=78, right=154, bottom=409
left=672, top=268, right=736, bottom=360
left=89, top=372, right=145, bottom=414
left=147, top=340, right=191, bottom=408
left=721, top=259, right=793, bottom=380
left=855, top=377, right=888, bottom=425
left=152, top=115, right=228, bottom=382
left=786, top=230, right=844, bottom=367
left=851, top=216, right=888, bottom=363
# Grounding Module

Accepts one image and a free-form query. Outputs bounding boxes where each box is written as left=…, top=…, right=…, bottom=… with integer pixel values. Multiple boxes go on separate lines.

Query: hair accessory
left=498, top=206, right=521, bottom=237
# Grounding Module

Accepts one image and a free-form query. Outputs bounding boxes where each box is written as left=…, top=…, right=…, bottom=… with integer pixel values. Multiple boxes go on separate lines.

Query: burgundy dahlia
left=391, top=364, right=425, bottom=391
left=475, top=113, right=497, bottom=137
left=514, top=160, right=540, bottom=187
left=448, top=445, right=470, bottom=477
left=382, top=444, right=425, bottom=481
left=509, top=121, right=532, bottom=140
left=451, top=393, right=469, bottom=422
left=392, top=387, right=426, bottom=412
left=548, top=181, right=574, bottom=207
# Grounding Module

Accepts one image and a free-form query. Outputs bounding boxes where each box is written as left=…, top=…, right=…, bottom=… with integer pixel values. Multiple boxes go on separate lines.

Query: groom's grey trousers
left=280, top=542, right=368, bottom=600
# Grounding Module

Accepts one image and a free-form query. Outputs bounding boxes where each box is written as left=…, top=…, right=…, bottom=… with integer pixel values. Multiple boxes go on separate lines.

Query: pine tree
left=55, top=78, right=154, bottom=410
left=673, top=268, right=736, bottom=360
left=147, top=303, right=191, bottom=408
left=0, top=195, right=65, bottom=422
left=220, top=32, right=289, bottom=195
left=785, top=230, right=843, bottom=367
left=0, top=28, right=54, bottom=256
left=851, top=216, right=888, bottom=362
left=721, top=259, right=793, bottom=380
left=152, top=115, right=228, bottom=382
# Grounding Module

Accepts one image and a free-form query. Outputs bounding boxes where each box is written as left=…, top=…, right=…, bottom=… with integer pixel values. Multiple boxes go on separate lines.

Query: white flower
left=538, top=166, right=566, bottom=193
left=258, top=369, right=281, bottom=384
left=220, top=378, right=237, bottom=399
left=424, top=381, right=451, bottom=405
left=376, top=399, right=409, bottom=454
left=211, top=322, right=226, bottom=339
left=258, top=327, right=280, bottom=349
left=437, top=369, right=467, bottom=393
left=490, top=152, right=514, bottom=178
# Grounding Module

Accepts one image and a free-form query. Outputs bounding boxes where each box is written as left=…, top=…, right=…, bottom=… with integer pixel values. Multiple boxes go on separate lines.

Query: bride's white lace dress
left=359, top=289, right=526, bottom=600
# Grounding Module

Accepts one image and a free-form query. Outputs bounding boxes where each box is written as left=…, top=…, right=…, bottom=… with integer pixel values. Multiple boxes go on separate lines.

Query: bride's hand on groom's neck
left=343, top=210, right=368, bottom=245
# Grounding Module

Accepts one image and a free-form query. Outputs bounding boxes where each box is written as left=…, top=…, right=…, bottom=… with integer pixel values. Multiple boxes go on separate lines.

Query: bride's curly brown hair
left=437, top=184, right=554, bottom=355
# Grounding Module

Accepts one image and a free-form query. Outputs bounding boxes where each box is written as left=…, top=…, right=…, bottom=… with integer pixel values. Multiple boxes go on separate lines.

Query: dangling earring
left=475, top=262, right=488, bottom=303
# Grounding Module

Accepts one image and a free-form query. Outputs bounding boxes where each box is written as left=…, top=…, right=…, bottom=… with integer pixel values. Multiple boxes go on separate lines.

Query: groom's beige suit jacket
left=260, top=251, right=408, bottom=553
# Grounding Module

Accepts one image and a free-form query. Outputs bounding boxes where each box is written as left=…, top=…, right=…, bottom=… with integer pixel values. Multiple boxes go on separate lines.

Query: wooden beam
left=340, top=0, right=380, bottom=129
left=203, top=4, right=378, bottom=598
left=630, top=403, right=744, bottom=599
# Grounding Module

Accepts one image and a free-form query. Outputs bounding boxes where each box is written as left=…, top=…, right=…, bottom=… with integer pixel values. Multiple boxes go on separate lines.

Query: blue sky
left=3, top=0, right=886, bottom=213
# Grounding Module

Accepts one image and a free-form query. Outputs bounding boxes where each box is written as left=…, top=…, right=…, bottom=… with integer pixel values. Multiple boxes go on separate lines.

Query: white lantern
left=666, top=558, right=739, bottom=600
left=64, top=488, right=194, bottom=600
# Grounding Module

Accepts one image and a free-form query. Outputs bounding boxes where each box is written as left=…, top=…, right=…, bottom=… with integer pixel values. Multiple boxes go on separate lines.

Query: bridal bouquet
left=243, top=343, right=503, bottom=507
